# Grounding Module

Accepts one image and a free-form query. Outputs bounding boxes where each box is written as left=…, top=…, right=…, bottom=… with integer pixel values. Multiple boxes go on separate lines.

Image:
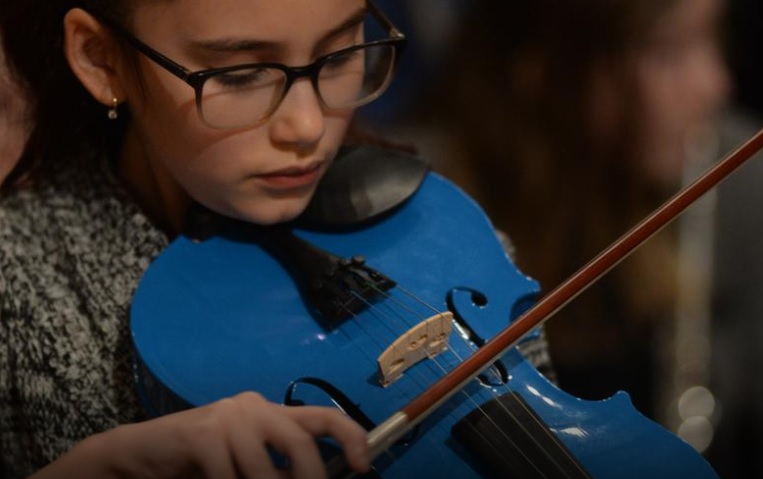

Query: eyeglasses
left=90, top=2, right=406, bottom=129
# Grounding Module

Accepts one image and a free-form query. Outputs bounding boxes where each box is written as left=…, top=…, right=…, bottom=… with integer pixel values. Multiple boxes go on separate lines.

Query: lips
left=257, top=162, right=324, bottom=190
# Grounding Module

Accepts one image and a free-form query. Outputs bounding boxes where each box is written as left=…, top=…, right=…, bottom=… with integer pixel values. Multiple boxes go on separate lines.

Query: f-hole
left=446, top=288, right=509, bottom=384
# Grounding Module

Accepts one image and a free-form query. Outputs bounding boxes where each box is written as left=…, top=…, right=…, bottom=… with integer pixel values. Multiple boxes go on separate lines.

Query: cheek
left=638, top=55, right=728, bottom=140
left=633, top=64, right=691, bottom=184
left=129, top=62, right=204, bottom=150
left=135, top=79, right=243, bottom=182
left=639, top=69, right=685, bottom=135
left=164, top=145, right=261, bottom=222
left=321, top=110, right=355, bottom=149
left=163, top=136, right=254, bottom=201
left=636, top=68, right=703, bottom=176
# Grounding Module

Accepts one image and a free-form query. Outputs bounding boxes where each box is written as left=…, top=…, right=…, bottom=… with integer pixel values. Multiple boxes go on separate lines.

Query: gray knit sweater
left=0, top=160, right=168, bottom=478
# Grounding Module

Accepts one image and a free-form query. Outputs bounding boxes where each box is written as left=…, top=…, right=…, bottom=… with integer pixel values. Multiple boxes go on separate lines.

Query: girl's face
left=118, top=0, right=365, bottom=228
left=635, top=0, right=730, bottom=185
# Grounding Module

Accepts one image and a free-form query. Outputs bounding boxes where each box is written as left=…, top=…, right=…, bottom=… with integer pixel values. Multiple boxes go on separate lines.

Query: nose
left=269, top=77, right=326, bottom=149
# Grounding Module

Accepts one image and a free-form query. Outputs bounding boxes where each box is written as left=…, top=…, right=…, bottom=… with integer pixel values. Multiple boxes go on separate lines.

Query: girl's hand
left=32, top=392, right=370, bottom=479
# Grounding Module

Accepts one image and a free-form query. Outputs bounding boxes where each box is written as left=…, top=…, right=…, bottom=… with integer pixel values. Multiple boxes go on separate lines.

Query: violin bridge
left=376, top=312, right=454, bottom=387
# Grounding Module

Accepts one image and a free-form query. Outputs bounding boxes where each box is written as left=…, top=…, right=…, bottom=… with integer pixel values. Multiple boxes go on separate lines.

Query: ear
left=63, top=8, right=127, bottom=107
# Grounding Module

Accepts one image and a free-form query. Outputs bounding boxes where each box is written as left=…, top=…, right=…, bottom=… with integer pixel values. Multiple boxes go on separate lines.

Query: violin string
left=322, top=294, right=423, bottom=465
left=334, top=292, right=538, bottom=473
left=388, top=286, right=574, bottom=473
left=420, top=348, right=555, bottom=477
left=343, top=284, right=571, bottom=477
left=345, top=285, right=567, bottom=476
left=330, top=291, right=459, bottom=465
left=393, top=284, right=591, bottom=477
left=329, top=275, right=580, bottom=477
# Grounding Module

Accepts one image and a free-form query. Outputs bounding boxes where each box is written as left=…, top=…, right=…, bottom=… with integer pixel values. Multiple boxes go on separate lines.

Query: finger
left=279, top=406, right=370, bottom=474
left=227, top=429, right=284, bottom=479
left=186, top=423, right=241, bottom=479
left=233, top=406, right=327, bottom=479
left=179, top=394, right=284, bottom=479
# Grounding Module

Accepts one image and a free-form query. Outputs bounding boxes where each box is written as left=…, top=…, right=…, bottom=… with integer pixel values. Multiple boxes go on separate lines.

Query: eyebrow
left=187, top=6, right=368, bottom=54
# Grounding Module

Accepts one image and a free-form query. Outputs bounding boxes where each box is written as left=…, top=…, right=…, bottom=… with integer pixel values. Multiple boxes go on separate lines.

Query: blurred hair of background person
left=351, top=0, right=470, bottom=139
left=0, top=37, right=27, bottom=183
left=409, top=0, right=749, bottom=471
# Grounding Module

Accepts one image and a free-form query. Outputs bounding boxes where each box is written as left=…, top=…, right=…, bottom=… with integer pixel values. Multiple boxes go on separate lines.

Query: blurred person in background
left=415, top=0, right=744, bottom=471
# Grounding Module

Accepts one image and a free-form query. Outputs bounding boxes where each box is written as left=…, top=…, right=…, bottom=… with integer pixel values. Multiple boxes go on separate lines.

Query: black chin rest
left=297, top=144, right=429, bottom=228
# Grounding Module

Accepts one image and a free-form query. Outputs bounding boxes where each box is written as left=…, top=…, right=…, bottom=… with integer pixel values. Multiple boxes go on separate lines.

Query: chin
left=205, top=190, right=315, bottom=226
left=237, top=201, right=310, bottom=226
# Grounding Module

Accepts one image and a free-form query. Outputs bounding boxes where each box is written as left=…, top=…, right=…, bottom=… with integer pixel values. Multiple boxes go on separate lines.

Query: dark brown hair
left=0, top=1, right=138, bottom=191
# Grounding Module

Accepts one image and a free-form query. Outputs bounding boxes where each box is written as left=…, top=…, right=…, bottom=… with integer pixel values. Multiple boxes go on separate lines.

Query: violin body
left=131, top=166, right=718, bottom=478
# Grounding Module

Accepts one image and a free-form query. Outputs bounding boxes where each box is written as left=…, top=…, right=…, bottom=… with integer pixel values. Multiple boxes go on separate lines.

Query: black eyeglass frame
left=88, top=1, right=407, bottom=128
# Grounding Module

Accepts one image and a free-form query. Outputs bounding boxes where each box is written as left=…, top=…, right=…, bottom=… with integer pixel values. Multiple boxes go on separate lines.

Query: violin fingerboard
left=452, top=392, right=593, bottom=479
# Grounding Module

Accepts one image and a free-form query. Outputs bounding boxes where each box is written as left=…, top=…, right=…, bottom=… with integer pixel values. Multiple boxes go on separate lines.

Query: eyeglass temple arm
left=89, top=9, right=193, bottom=81
left=367, top=0, right=406, bottom=39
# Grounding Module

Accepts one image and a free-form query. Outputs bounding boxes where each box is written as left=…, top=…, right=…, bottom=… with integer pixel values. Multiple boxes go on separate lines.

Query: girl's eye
left=211, top=67, right=283, bottom=90
left=323, top=49, right=364, bottom=71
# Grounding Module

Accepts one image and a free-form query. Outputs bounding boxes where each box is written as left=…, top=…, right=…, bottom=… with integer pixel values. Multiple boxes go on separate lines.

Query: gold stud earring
left=107, top=98, right=119, bottom=120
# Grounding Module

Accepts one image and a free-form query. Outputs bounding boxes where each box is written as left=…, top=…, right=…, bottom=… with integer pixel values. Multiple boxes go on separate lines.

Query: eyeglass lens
left=199, top=43, right=397, bottom=129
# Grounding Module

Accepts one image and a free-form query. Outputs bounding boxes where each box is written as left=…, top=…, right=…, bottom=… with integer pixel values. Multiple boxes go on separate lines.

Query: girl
left=0, top=0, right=407, bottom=476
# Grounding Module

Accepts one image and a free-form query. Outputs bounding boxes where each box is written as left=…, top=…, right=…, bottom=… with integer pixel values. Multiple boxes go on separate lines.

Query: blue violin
left=130, top=143, right=738, bottom=478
